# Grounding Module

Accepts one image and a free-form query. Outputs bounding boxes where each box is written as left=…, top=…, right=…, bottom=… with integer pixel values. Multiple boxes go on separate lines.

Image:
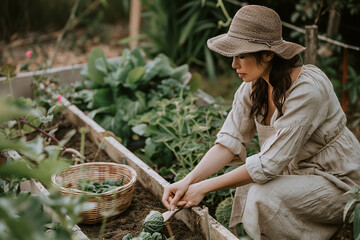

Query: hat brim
left=207, top=34, right=305, bottom=59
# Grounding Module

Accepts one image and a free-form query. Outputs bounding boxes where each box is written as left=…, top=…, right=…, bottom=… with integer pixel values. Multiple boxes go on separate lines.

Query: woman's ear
left=262, top=52, right=274, bottom=63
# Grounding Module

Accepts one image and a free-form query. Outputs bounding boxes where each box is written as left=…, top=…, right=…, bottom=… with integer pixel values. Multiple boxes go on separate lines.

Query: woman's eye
left=237, top=55, right=245, bottom=59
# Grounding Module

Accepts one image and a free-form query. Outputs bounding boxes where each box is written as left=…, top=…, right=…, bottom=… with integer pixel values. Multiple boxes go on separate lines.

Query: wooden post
left=129, top=0, right=142, bottom=50
left=305, top=25, right=318, bottom=65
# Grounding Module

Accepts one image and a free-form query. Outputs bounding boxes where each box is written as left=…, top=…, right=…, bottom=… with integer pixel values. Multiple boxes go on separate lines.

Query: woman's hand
left=176, top=182, right=207, bottom=208
left=162, top=179, right=190, bottom=210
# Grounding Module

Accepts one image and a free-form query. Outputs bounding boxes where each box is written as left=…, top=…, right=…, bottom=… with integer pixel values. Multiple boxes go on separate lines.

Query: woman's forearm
left=183, top=144, right=235, bottom=185
left=198, top=164, right=253, bottom=194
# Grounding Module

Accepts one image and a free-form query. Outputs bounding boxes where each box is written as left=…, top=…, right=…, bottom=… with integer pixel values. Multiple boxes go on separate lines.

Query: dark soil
left=55, top=116, right=204, bottom=240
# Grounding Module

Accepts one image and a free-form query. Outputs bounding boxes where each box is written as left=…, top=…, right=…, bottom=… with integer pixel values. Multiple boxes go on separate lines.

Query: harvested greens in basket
left=77, top=177, right=124, bottom=193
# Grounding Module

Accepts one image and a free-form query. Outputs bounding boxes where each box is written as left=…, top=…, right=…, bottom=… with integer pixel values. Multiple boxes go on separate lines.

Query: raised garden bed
left=0, top=66, right=238, bottom=239
left=60, top=98, right=238, bottom=239
left=51, top=113, right=205, bottom=239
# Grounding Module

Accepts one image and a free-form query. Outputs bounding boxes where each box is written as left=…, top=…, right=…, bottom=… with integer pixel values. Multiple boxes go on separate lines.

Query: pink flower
left=57, top=95, right=63, bottom=102
left=45, top=80, right=50, bottom=85
left=26, top=50, right=33, bottom=58
left=51, top=83, right=56, bottom=87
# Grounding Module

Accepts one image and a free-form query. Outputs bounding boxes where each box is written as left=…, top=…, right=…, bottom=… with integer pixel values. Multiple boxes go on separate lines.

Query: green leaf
left=0, top=64, right=16, bottom=78
left=204, top=46, right=216, bottom=81
left=87, top=105, right=115, bottom=119
left=95, top=57, right=109, bottom=74
left=354, top=203, right=360, bottom=239
left=93, top=88, right=113, bottom=108
left=132, top=124, right=149, bottom=137
left=87, top=48, right=108, bottom=87
left=344, top=198, right=358, bottom=222
left=179, top=12, right=199, bottom=46
left=124, top=66, right=146, bottom=90
left=0, top=158, right=70, bottom=186
left=130, top=48, right=146, bottom=66
left=0, top=98, right=29, bottom=123
left=144, top=138, right=157, bottom=158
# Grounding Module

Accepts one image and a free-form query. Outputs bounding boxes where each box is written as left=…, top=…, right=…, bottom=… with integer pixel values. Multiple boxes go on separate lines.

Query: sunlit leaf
left=354, top=203, right=360, bottom=240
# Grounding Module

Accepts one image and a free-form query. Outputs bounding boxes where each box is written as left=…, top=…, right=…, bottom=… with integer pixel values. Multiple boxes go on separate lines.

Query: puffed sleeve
left=246, top=75, right=330, bottom=184
left=215, top=82, right=256, bottom=162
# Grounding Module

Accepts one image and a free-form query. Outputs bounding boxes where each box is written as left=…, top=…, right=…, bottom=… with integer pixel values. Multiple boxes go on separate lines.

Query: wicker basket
left=52, top=162, right=137, bottom=224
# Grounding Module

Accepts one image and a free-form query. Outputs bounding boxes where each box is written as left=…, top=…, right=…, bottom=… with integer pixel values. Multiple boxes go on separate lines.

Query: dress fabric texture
left=215, top=64, right=360, bottom=240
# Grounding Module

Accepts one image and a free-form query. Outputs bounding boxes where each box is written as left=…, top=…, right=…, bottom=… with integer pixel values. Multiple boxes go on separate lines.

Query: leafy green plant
left=70, top=47, right=192, bottom=146
left=130, top=94, right=230, bottom=172
left=122, top=210, right=165, bottom=240
left=343, top=186, right=360, bottom=240
left=215, top=197, right=232, bottom=229
left=130, top=92, right=259, bottom=208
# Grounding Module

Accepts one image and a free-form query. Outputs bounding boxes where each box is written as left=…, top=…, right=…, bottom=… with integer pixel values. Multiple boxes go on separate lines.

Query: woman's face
left=231, top=53, right=273, bottom=83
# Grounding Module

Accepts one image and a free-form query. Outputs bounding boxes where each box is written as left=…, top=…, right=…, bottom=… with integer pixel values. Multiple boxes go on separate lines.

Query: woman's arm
left=162, top=143, right=235, bottom=209
left=182, top=143, right=235, bottom=185
left=177, top=164, right=253, bottom=208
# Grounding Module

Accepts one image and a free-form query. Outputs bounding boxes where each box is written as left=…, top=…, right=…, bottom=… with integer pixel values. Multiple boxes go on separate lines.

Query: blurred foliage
left=0, top=96, right=93, bottom=240
left=0, top=0, right=130, bottom=42
left=138, top=0, right=239, bottom=81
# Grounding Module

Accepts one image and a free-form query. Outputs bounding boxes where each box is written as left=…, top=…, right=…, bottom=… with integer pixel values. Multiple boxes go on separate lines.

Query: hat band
left=228, top=32, right=283, bottom=48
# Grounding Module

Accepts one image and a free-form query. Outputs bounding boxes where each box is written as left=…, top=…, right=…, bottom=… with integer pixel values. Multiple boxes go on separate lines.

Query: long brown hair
left=249, top=51, right=300, bottom=123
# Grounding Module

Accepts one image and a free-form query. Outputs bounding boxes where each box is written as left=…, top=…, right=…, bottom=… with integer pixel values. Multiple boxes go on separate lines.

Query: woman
left=162, top=5, right=360, bottom=240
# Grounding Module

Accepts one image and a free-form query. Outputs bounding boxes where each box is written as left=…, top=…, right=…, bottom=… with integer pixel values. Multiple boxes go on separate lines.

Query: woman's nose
left=231, top=57, right=239, bottom=69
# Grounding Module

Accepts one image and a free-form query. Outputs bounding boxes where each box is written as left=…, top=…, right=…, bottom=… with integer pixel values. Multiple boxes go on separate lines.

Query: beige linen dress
left=215, top=64, right=360, bottom=240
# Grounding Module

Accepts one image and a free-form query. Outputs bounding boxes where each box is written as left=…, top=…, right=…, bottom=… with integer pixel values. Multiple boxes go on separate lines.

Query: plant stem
left=216, top=0, right=232, bottom=28
left=49, top=0, right=103, bottom=67
left=48, top=0, right=80, bottom=67
left=94, top=138, right=105, bottom=161
left=16, top=118, right=60, bottom=144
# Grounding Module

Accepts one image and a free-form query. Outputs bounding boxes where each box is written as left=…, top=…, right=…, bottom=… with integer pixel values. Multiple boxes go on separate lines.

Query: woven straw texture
left=52, top=162, right=137, bottom=224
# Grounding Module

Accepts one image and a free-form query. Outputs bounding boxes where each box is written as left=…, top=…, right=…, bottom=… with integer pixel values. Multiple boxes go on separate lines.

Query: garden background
left=1, top=0, right=360, bottom=240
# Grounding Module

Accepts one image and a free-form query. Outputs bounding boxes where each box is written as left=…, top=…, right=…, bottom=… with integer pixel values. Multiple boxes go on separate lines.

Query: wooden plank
left=305, top=25, right=318, bottom=65
left=129, top=0, right=142, bottom=50
left=0, top=57, right=122, bottom=98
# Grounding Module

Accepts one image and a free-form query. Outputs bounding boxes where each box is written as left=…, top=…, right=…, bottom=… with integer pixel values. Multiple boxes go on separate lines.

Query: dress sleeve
left=215, top=82, right=256, bottom=162
left=246, top=76, right=329, bottom=184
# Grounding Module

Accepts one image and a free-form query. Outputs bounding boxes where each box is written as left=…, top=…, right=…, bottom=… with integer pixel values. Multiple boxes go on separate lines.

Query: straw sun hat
left=207, top=5, right=305, bottom=59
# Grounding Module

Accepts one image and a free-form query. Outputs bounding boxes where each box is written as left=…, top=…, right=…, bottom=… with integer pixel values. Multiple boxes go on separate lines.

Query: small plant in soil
left=122, top=210, right=168, bottom=240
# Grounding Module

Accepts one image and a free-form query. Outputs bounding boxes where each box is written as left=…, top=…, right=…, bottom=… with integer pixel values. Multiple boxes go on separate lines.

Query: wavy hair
left=249, top=52, right=300, bottom=123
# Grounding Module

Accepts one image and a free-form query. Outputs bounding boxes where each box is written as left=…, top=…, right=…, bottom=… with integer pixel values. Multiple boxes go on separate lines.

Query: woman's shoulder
left=298, top=64, right=329, bottom=84
left=291, top=64, right=333, bottom=94
left=233, top=81, right=253, bottom=106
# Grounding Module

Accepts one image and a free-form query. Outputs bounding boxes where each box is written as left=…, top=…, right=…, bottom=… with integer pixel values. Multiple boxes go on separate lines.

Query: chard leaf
left=87, top=105, right=115, bottom=119
left=142, top=54, right=173, bottom=82
left=144, top=138, right=157, bottom=158
left=171, top=64, right=190, bottom=83
left=124, top=66, right=146, bottom=90
left=132, top=124, right=149, bottom=137
left=354, top=203, right=360, bottom=239
left=23, top=109, right=43, bottom=132
left=130, top=48, right=146, bottom=66
left=95, top=57, right=108, bottom=74
left=93, top=88, right=113, bottom=108
left=116, top=92, right=146, bottom=121
left=87, top=48, right=107, bottom=88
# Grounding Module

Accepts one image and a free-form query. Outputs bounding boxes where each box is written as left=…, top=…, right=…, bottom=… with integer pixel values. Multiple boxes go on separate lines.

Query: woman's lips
left=237, top=73, right=246, bottom=78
